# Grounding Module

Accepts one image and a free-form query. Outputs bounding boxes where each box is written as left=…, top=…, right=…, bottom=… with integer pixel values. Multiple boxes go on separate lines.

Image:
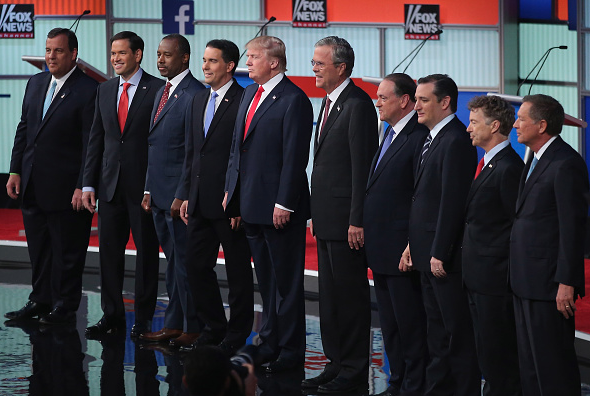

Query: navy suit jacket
left=83, top=70, right=164, bottom=203
left=224, top=75, right=313, bottom=225
left=310, top=80, right=378, bottom=241
left=510, top=136, right=588, bottom=300
left=10, top=68, right=97, bottom=211
left=145, top=72, right=204, bottom=209
left=364, top=113, right=429, bottom=275
left=408, top=116, right=477, bottom=272
left=462, top=144, right=523, bottom=295
left=178, top=79, right=244, bottom=219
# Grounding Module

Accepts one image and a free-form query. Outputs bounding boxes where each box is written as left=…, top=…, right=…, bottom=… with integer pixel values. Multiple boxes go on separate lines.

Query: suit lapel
left=315, top=82, right=353, bottom=154
left=243, top=79, right=285, bottom=142
left=313, top=96, right=326, bottom=156
left=151, top=73, right=193, bottom=131
left=467, top=147, right=509, bottom=202
left=368, top=132, right=408, bottom=189
left=123, top=75, right=152, bottom=135
left=205, top=81, right=239, bottom=143
left=414, top=116, right=456, bottom=187
left=38, top=69, right=79, bottom=135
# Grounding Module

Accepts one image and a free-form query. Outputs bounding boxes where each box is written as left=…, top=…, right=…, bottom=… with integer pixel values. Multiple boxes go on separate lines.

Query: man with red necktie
left=82, top=31, right=164, bottom=338
left=462, top=95, right=523, bottom=396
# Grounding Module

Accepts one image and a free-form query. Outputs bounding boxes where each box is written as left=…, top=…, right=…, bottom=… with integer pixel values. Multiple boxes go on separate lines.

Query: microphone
left=70, top=10, right=90, bottom=33
left=516, top=45, right=567, bottom=96
left=238, top=16, right=277, bottom=63
left=391, top=29, right=442, bottom=74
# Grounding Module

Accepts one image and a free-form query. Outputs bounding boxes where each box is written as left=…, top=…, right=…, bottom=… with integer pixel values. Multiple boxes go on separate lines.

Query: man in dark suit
left=463, top=95, right=523, bottom=396
left=400, top=74, right=479, bottom=395
left=364, top=74, right=429, bottom=396
left=5, top=28, right=97, bottom=325
left=137, top=34, right=204, bottom=347
left=177, top=39, right=253, bottom=355
left=511, top=94, right=588, bottom=395
left=224, top=36, right=313, bottom=373
left=304, top=36, right=377, bottom=394
left=83, top=31, right=164, bottom=338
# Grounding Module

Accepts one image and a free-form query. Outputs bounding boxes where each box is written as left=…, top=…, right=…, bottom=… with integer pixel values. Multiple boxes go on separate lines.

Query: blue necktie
left=42, top=80, right=57, bottom=119
left=375, top=126, right=395, bottom=168
left=526, top=155, right=538, bottom=182
left=421, top=133, right=432, bottom=164
left=204, top=91, right=218, bottom=137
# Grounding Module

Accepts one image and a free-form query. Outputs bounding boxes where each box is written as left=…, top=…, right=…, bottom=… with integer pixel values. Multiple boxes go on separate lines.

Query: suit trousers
left=513, top=295, right=580, bottom=396
left=151, top=203, right=200, bottom=332
left=373, top=271, right=427, bottom=395
left=420, top=271, right=480, bottom=396
left=185, top=209, right=253, bottom=344
left=97, top=180, right=160, bottom=325
left=467, top=290, right=521, bottom=396
left=22, top=183, right=92, bottom=311
left=317, top=238, right=371, bottom=382
left=243, top=220, right=306, bottom=361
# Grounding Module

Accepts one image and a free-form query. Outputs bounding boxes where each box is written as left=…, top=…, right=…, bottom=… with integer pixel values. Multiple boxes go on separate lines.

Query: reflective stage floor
left=1, top=263, right=590, bottom=396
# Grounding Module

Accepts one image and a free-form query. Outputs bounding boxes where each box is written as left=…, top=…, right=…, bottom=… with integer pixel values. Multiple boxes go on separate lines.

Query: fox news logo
left=404, top=4, right=440, bottom=40
left=0, top=4, right=34, bottom=38
left=293, top=0, right=326, bottom=28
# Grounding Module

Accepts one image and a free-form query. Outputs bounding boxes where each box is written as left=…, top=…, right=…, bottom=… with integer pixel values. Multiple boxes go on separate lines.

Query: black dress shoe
left=301, top=370, right=339, bottom=389
left=265, top=357, right=303, bottom=374
left=5, top=301, right=51, bottom=320
left=38, top=307, right=76, bottom=325
left=85, top=316, right=125, bottom=338
left=318, top=376, right=368, bottom=394
left=130, top=322, right=150, bottom=338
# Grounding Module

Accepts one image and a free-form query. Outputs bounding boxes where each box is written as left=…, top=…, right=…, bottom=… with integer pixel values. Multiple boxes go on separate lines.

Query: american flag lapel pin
left=337, top=105, right=341, bottom=111
left=174, top=94, right=178, bottom=98
left=224, top=98, right=229, bottom=102
left=273, top=95, right=276, bottom=100
left=60, top=94, right=65, bottom=98
left=142, top=86, right=146, bottom=89
left=488, top=164, right=493, bottom=168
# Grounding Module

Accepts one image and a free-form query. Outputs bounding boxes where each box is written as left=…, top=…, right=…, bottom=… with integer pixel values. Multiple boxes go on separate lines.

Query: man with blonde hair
left=224, top=36, right=313, bottom=373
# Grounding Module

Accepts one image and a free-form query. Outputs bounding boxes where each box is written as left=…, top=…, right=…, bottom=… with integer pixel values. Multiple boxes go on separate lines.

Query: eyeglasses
left=310, top=60, right=340, bottom=69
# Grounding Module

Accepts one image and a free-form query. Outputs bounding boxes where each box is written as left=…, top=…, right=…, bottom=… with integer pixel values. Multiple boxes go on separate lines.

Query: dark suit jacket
left=364, top=113, right=429, bottom=275
left=462, top=144, right=523, bottom=295
left=510, top=136, right=588, bottom=300
left=145, top=72, right=204, bottom=209
left=83, top=70, right=164, bottom=202
left=224, top=76, right=313, bottom=225
left=178, top=79, right=244, bottom=219
left=408, top=116, right=477, bottom=272
left=310, top=80, right=378, bottom=241
left=10, top=68, right=97, bottom=211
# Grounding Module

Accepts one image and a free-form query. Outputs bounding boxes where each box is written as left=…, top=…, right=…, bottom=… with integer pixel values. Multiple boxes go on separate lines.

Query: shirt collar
left=535, top=135, right=558, bottom=159
left=327, top=78, right=351, bottom=103
left=429, top=113, right=455, bottom=140
left=483, top=140, right=510, bottom=166
left=260, top=72, right=284, bottom=93
left=119, top=67, right=143, bottom=86
left=212, top=78, right=233, bottom=99
left=167, top=69, right=190, bottom=88
left=391, top=110, right=415, bottom=134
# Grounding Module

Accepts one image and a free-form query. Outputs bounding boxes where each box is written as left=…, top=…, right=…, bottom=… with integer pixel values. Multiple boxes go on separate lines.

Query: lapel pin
left=337, top=105, right=341, bottom=111
left=142, top=86, right=146, bottom=89
left=224, top=98, right=229, bottom=102
left=273, top=95, right=277, bottom=100
left=60, top=94, right=65, bottom=98
left=174, top=94, right=178, bottom=98
left=488, top=164, right=493, bottom=168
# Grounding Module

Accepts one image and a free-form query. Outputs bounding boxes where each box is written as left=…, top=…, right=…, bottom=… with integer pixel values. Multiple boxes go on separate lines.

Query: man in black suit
left=511, top=94, right=588, bottom=395
left=177, top=39, right=253, bottom=355
left=463, top=95, right=522, bottom=396
left=5, top=28, right=97, bottom=325
left=83, top=31, right=164, bottom=338
left=223, top=36, right=313, bottom=373
left=138, top=34, right=204, bottom=347
left=364, top=74, right=429, bottom=396
left=400, top=74, right=479, bottom=395
left=304, top=36, right=377, bottom=394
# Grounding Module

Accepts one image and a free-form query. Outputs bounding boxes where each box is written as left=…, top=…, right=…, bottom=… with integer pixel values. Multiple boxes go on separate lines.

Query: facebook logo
left=162, top=0, right=194, bottom=35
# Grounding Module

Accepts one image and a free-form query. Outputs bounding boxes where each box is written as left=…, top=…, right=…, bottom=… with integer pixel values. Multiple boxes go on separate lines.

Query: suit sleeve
left=553, top=156, right=589, bottom=293
left=347, top=97, right=378, bottom=227
left=9, top=78, right=33, bottom=175
left=77, top=81, right=98, bottom=189
left=83, top=85, right=106, bottom=189
left=176, top=97, right=194, bottom=200
left=275, top=92, right=313, bottom=210
left=432, top=133, right=477, bottom=262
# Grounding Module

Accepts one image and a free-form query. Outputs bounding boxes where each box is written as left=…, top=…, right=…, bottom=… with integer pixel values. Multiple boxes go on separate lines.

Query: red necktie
left=244, top=85, right=264, bottom=141
left=118, top=82, right=131, bottom=133
left=474, top=157, right=485, bottom=179
left=154, top=82, right=172, bottom=123
left=318, top=96, right=331, bottom=139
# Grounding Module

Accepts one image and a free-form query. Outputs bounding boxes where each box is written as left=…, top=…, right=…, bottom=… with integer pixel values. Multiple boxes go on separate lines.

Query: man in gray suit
left=139, top=34, right=205, bottom=347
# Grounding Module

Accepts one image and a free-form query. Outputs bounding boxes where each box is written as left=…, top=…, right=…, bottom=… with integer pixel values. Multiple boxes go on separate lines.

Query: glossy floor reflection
left=0, top=266, right=389, bottom=396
